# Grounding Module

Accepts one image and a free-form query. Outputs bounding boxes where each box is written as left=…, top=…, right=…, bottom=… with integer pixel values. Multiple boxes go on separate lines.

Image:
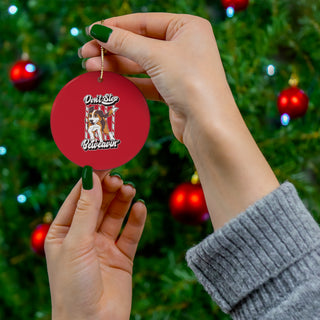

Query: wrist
left=183, top=91, right=239, bottom=152
left=52, top=306, right=85, bottom=320
left=52, top=312, right=87, bottom=320
left=181, top=76, right=238, bottom=147
left=182, top=91, right=279, bottom=230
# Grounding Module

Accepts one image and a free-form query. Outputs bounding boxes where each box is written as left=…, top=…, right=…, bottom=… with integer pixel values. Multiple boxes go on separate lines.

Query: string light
left=8, top=5, right=18, bottom=15
left=25, top=63, right=36, bottom=73
left=17, top=194, right=27, bottom=204
left=281, top=113, right=290, bottom=126
left=226, top=7, right=235, bottom=18
left=0, top=146, right=7, bottom=155
left=70, top=27, right=79, bottom=36
left=266, top=64, right=276, bottom=76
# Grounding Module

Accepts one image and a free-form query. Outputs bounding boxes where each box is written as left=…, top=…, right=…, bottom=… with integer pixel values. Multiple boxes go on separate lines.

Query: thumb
left=67, top=167, right=102, bottom=240
left=89, top=24, right=160, bottom=71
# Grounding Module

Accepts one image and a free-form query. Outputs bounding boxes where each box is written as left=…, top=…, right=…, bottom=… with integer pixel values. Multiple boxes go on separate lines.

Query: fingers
left=82, top=47, right=163, bottom=101
left=84, top=53, right=145, bottom=75
left=96, top=174, right=124, bottom=229
left=116, top=201, right=147, bottom=260
left=79, top=39, right=101, bottom=58
left=99, top=12, right=179, bottom=39
left=48, top=179, right=82, bottom=232
left=98, top=184, right=136, bottom=240
left=92, top=26, right=162, bottom=71
left=66, top=172, right=103, bottom=240
left=93, top=170, right=110, bottom=181
left=80, top=12, right=180, bottom=66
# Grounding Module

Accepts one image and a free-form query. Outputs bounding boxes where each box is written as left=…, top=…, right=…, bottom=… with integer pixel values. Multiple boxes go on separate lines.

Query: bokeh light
left=25, top=63, right=36, bottom=73
left=8, top=5, right=18, bottom=15
left=17, top=194, right=27, bottom=203
left=266, top=64, right=276, bottom=76
left=0, top=146, right=7, bottom=155
left=280, top=113, right=290, bottom=126
left=226, top=7, right=235, bottom=18
left=70, top=27, right=79, bottom=36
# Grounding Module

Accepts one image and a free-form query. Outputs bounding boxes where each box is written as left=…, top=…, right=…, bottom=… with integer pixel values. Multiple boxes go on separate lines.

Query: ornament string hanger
left=289, top=72, right=299, bottom=87
left=98, top=20, right=105, bottom=82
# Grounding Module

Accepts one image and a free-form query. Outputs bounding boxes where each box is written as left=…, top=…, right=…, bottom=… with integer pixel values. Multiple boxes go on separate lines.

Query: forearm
left=183, top=86, right=279, bottom=230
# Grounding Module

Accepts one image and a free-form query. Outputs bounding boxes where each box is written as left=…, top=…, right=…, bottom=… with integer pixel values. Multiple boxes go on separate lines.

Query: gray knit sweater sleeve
left=185, top=182, right=320, bottom=319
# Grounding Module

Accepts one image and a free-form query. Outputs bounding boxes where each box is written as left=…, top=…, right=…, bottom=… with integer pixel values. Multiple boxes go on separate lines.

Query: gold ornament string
left=98, top=20, right=105, bottom=82
left=98, top=46, right=104, bottom=82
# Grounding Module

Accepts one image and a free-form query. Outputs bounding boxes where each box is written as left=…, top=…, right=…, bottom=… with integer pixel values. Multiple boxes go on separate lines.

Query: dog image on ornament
left=87, top=106, right=118, bottom=142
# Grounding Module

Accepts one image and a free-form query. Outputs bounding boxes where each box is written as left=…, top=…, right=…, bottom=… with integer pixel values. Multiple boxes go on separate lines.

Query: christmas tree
left=1, top=0, right=319, bottom=319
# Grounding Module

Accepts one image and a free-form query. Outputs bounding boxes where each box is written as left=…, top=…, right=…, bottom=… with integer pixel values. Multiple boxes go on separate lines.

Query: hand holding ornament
left=81, top=13, right=279, bottom=229
left=45, top=169, right=146, bottom=320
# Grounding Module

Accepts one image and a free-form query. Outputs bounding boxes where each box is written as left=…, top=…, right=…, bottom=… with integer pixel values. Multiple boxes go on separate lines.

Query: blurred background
left=1, top=0, right=320, bottom=319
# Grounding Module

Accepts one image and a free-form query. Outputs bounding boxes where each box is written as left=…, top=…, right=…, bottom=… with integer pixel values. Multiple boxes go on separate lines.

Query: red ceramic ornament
left=169, top=182, right=209, bottom=225
left=277, top=87, right=309, bottom=119
left=31, top=223, right=51, bottom=256
left=51, top=71, right=150, bottom=170
left=10, top=60, right=40, bottom=91
left=221, top=0, right=249, bottom=11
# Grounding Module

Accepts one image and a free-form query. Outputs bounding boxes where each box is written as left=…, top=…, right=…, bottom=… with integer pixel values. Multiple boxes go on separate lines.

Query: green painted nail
left=82, top=166, right=93, bottom=190
left=77, top=46, right=83, bottom=59
left=137, top=199, right=145, bottom=204
left=90, top=24, right=113, bottom=43
left=124, top=181, right=136, bottom=188
left=85, top=26, right=90, bottom=36
left=110, top=172, right=122, bottom=179
left=81, top=59, right=87, bottom=69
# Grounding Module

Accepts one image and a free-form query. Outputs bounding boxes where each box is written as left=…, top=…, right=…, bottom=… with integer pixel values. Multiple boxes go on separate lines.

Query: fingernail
left=82, top=166, right=93, bottom=190
left=90, top=24, right=113, bottom=43
left=110, top=172, right=122, bottom=179
left=137, top=199, right=145, bottom=205
left=85, top=26, right=90, bottom=36
left=78, top=46, right=83, bottom=59
left=81, top=59, right=87, bottom=69
left=124, top=181, right=136, bottom=188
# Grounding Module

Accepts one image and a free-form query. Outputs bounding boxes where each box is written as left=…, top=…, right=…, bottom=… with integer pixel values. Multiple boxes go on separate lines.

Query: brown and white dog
left=87, top=106, right=118, bottom=142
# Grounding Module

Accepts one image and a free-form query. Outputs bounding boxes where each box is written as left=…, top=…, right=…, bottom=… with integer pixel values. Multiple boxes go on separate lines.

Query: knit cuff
left=186, top=182, right=320, bottom=315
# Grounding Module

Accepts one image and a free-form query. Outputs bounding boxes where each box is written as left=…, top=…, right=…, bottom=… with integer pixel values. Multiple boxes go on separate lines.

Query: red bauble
left=10, top=60, right=40, bottom=91
left=221, top=0, right=249, bottom=11
left=277, top=87, right=309, bottom=119
left=169, top=182, right=209, bottom=225
left=31, top=223, right=51, bottom=256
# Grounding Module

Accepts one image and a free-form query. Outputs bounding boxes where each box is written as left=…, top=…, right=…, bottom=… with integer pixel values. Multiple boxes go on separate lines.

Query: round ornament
left=277, top=87, right=309, bottom=119
left=31, top=223, right=51, bottom=256
left=221, top=0, right=249, bottom=11
left=51, top=71, right=150, bottom=170
left=10, top=60, right=40, bottom=91
left=169, top=182, right=209, bottom=225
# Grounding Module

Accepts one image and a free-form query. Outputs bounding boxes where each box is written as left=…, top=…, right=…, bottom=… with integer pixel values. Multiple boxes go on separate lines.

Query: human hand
left=80, top=13, right=279, bottom=230
left=80, top=13, right=233, bottom=144
left=45, top=168, right=147, bottom=320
